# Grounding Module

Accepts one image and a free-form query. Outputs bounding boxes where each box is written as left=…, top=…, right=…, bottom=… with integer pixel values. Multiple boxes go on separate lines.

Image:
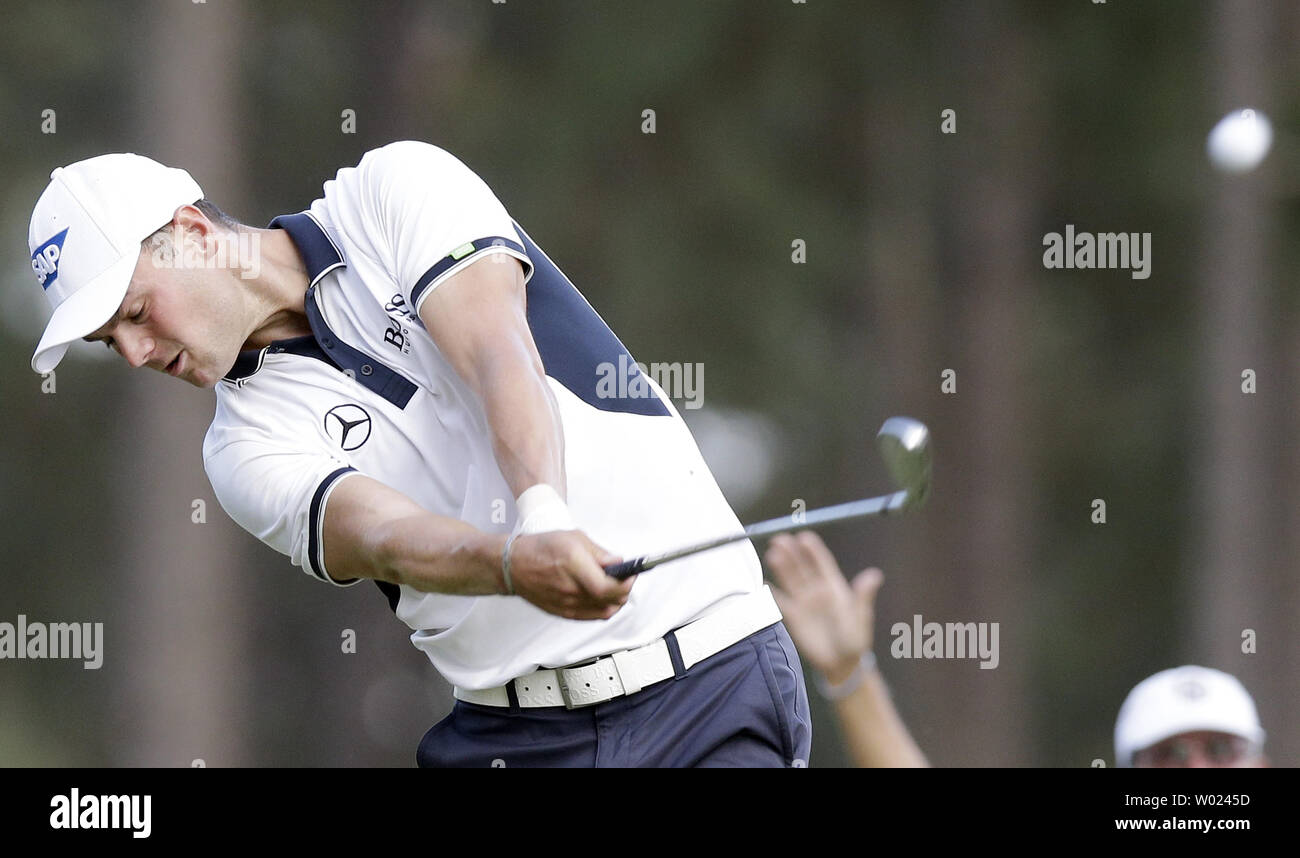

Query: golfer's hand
left=508, top=531, right=634, bottom=620
left=765, top=531, right=882, bottom=685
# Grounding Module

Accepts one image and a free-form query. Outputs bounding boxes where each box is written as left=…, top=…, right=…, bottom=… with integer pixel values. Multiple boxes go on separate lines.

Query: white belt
left=453, top=586, right=783, bottom=710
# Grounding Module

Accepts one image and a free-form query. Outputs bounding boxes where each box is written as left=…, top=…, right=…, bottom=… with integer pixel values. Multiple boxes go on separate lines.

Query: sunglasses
left=1136, top=734, right=1260, bottom=768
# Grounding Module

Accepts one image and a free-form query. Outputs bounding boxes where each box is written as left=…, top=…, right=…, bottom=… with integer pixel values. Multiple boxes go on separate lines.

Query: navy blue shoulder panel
left=514, top=223, right=670, bottom=417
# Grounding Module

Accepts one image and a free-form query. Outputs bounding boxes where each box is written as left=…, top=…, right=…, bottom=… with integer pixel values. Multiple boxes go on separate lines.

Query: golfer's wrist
left=514, top=483, right=574, bottom=534
left=463, top=531, right=512, bottom=596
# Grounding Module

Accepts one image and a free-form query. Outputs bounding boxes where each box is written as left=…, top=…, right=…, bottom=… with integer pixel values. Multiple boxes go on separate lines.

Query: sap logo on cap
left=31, top=228, right=69, bottom=290
left=1175, top=680, right=1206, bottom=701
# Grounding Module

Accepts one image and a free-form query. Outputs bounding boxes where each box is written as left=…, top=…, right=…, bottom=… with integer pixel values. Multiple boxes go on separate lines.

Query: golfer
left=25, top=142, right=810, bottom=767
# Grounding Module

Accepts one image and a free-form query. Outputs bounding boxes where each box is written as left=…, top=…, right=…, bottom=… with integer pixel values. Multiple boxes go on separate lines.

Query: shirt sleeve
left=203, top=392, right=363, bottom=587
left=356, top=140, right=534, bottom=320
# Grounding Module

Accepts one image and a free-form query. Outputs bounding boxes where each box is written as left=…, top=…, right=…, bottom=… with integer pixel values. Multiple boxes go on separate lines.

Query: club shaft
left=605, top=489, right=909, bottom=579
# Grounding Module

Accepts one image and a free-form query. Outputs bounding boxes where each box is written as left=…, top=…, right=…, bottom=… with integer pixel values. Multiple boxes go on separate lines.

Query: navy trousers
left=417, top=622, right=811, bottom=768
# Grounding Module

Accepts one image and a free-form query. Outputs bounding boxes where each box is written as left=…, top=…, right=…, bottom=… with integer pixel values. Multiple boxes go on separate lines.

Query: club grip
left=604, top=557, right=646, bottom=580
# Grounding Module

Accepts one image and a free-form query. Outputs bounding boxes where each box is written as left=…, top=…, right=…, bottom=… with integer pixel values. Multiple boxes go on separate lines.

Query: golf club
left=604, top=416, right=931, bottom=579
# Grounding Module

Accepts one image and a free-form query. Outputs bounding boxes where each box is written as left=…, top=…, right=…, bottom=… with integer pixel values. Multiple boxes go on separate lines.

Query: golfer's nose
left=116, top=329, right=154, bottom=369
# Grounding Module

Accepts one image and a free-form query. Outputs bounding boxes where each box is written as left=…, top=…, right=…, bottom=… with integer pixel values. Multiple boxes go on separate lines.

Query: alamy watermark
left=50, top=789, right=150, bottom=838
left=596, top=353, right=704, bottom=410
left=890, top=614, right=999, bottom=669
left=0, top=615, right=103, bottom=669
left=148, top=224, right=261, bottom=280
left=1043, top=224, right=1151, bottom=280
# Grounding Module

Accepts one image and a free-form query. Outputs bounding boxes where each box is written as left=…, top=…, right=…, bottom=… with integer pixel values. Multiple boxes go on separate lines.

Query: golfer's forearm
left=478, top=358, right=567, bottom=499
left=836, top=672, right=930, bottom=768
left=372, top=515, right=509, bottom=595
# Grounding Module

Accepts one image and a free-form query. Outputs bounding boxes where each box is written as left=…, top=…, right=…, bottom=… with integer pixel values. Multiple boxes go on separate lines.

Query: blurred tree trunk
left=934, top=2, right=1040, bottom=768
left=861, top=2, right=1041, bottom=767
left=1192, top=0, right=1293, bottom=763
left=110, top=0, right=253, bottom=766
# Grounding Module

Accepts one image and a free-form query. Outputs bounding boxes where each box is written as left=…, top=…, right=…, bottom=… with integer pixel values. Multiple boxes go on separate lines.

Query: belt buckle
left=553, top=656, right=600, bottom=710
left=555, top=668, right=579, bottom=709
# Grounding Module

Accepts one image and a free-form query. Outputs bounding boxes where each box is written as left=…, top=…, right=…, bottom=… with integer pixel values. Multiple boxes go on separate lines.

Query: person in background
left=1114, top=665, right=1267, bottom=768
left=765, top=531, right=928, bottom=768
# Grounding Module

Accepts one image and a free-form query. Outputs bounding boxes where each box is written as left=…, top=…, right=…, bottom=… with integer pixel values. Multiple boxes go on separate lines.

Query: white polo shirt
left=202, top=141, right=762, bottom=689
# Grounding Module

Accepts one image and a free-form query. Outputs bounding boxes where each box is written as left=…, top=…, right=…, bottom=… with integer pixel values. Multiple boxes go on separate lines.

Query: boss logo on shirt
left=383, top=294, right=416, bottom=356
left=384, top=293, right=419, bottom=322
left=324, top=404, right=372, bottom=451
left=383, top=318, right=412, bottom=355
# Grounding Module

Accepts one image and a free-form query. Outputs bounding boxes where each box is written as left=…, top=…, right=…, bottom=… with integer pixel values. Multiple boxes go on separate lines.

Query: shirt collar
left=267, top=211, right=346, bottom=285
left=221, top=211, right=345, bottom=384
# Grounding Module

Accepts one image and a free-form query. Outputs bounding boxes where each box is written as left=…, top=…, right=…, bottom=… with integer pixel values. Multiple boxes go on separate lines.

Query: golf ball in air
left=1207, top=108, right=1273, bottom=173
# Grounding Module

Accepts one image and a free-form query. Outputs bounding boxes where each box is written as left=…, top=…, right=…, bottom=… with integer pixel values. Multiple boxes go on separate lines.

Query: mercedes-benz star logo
left=324, top=404, right=372, bottom=451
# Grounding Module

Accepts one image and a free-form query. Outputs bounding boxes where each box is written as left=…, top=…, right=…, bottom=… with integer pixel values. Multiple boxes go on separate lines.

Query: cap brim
left=30, top=252, right=138, bottom=374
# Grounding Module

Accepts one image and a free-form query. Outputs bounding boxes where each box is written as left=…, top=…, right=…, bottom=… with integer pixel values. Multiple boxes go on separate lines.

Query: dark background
left=1, top=0, right=1296, bottom=767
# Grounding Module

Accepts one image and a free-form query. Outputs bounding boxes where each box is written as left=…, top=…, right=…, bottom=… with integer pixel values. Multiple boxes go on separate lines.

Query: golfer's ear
left=164, top=204, right=218, bottom=259
left=172, top=204, right=211, bottom=237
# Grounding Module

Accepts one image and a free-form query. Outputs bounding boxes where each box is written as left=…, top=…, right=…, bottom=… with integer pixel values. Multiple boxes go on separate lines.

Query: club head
left=876, top=417, right=931, bottom=510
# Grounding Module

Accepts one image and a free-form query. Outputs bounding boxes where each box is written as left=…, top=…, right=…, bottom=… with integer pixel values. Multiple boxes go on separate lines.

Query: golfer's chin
left=170, top=368, right=213, bottom=389
left=188, top=370, right=218, bottom=389
left=195, top=345, right=255, bottom=389
left=177, top=352, right=220, bottom=389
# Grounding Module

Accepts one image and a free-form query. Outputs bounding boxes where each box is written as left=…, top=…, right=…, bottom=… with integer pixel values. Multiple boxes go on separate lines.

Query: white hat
left=1114, top=665, right=1265, bottom=767
left=27, top=153, right=202, bottom=374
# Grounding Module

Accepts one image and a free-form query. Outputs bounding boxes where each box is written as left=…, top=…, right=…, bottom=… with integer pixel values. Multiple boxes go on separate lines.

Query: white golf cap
left=1114, top=665, right=1265, bottom=767
left=27, top=153, right=203, bottom=374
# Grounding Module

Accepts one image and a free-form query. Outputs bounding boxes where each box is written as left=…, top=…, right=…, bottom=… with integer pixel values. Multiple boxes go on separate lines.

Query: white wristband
left=513, top=483, right=575, bottom=535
